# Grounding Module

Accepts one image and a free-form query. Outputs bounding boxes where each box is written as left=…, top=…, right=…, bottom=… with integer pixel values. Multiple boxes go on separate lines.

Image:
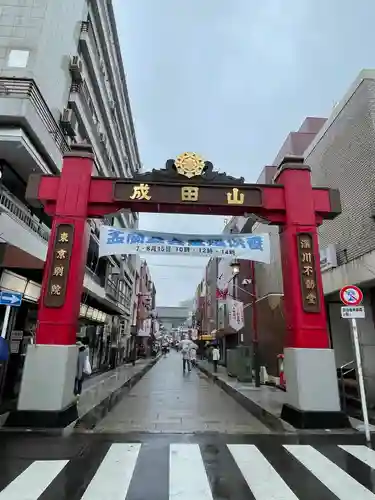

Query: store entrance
left=0, top=300, right=36, bottom=412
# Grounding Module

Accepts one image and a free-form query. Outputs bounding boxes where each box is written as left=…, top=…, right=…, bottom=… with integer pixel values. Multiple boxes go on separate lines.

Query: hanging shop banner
left=99, top=227, right=270, bottom=263
left=216, top=257, right=233, bottom=300
left=138, top=318, right=152, bottom=337
left=227, top=297, right=245, bottom=332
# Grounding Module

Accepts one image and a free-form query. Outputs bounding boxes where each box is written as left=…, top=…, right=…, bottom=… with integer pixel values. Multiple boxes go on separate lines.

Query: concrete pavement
left=95, top=350, right=269, bottom=434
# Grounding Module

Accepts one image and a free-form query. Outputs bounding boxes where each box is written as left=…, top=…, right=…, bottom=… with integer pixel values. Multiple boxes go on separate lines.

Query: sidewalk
left=76, top=356, right=160, bottom=430
left=197, top=360, right=361, bottom=434
left=0, top=356, right=160, bottom=433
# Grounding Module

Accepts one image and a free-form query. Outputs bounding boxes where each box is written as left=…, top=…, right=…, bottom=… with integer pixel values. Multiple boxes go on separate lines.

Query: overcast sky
left=113, top=0, right=375, bottom=307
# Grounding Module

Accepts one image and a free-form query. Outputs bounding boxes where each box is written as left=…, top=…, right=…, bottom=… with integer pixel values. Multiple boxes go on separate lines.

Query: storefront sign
left=297, top=233, right=320, bottom=313
left=99, top=227, right=270, bottom=263
left=200, top=334, right=215, bottom=341
left=227, top=297, right=245, bottom=331
left=44, top=224, right=74, bottom=308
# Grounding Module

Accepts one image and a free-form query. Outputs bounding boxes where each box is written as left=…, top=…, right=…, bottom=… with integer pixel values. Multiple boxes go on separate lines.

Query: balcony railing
left=106, top=277, right=132, bottom=309
left=0, top=78, right=69, bottom=155
left=79, top=21, right=128, bottom=176
left=0, top=185, right=50, bottom=242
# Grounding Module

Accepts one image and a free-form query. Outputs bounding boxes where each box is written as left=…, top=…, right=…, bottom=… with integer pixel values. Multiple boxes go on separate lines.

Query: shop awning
left=0, top=243, right=44, bottom=273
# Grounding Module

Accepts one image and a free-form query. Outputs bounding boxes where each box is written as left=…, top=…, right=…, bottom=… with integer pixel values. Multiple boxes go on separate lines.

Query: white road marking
left=81, top=443, right=141, bottom=500
left=285, top=444, right=375, bottom=500
left=169, top=444, right=213, bottom=500
left=340, top=445, right=375, bottom=469
left=0, top=460, right=68, bottom=500
left=228, top=444, right=298, bottom=499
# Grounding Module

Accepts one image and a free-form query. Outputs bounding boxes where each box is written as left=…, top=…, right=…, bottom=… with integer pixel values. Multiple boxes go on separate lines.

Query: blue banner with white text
left=99, top=227, right=270, bottom=264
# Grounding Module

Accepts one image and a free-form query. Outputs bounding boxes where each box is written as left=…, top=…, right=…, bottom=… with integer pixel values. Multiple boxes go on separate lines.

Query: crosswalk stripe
left=228, top=444, right=298, bottom=499
left=4, top=442, right=375, bottom=499
left=80, top=443, right=141, bottom=500
left=169, top=444, right=213, bottom=500
left=339, top=445, right=375, bottom=469
left=0, top=460, right=68, bottom=500
left=285, top=445, right=375, bottom=500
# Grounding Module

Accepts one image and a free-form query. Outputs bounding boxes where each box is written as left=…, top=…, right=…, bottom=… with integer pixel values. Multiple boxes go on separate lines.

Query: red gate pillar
left=13, top=146, right=93, bottom=427
left=275, top=160, right=348, bottom=428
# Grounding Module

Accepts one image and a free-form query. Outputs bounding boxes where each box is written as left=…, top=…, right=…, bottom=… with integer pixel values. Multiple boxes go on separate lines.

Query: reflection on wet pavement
left=95, top=351, right=270, bottom=433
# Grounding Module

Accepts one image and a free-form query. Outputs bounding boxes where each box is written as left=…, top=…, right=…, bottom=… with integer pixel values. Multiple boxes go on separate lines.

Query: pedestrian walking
left=74, top=337, right=91, bottom=398
left=212, top=345, right=220, bottom=373
left=190, top=345, right=197, bottom=367
left=162, top=339, right=169, bottom=357
left=178, top=336, right=198, bottom=373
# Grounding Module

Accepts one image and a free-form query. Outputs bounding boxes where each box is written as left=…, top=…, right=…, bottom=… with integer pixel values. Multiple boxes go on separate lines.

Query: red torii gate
left=9, top=146, right=348, bottom=429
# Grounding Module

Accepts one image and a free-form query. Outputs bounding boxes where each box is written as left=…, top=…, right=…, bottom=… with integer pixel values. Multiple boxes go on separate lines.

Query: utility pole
left=250, top=261, right=261, bottom=387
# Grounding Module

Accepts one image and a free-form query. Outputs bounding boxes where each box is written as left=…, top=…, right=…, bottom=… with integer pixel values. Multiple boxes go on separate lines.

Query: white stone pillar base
left=281, top=348, right=350, bottom=429
left=6, top=345, right=78, bottom=428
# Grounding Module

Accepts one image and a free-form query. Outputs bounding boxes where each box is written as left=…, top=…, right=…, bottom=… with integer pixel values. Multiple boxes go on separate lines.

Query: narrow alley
left=95, top=352, right=269, bottom=434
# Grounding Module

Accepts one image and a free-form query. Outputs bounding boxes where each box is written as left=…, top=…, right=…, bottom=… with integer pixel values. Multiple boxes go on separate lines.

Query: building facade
left=0, top=0, right=141, bottom=404
left=221, top=70, right=375, bottom=412
left=131, top=260, right=157, bottom=356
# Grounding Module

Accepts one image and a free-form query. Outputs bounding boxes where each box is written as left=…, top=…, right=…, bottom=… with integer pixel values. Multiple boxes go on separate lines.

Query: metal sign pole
left=1, top=306, right=11, bottom=339
left=351, top=317, right=371, bottom=442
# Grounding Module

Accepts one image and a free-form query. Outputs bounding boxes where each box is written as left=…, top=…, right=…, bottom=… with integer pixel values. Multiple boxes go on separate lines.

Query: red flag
left=216, top=288, right=228, bottom=299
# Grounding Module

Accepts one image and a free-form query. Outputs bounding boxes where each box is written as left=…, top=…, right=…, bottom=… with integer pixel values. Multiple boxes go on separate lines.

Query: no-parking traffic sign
left=340, top=285, right=363, bottom=306
left=339, top=284, right=369, bottom=442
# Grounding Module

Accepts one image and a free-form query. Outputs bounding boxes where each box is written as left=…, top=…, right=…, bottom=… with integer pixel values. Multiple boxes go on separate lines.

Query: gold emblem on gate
left=175, top=152, right=205, bottom=179
left=181, top=186, right=199, bottom=202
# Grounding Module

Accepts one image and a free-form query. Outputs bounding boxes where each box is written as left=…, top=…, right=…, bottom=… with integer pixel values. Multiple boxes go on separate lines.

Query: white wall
left=328, top=292, right=375, bottom=405
left=328, top=302, right=353, bottom=368
left=0, top=0, right=88, bottom=121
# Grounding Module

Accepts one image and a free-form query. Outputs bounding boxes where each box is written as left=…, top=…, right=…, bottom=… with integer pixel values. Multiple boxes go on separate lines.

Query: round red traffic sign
left=340, top=285, right=363, bottom=306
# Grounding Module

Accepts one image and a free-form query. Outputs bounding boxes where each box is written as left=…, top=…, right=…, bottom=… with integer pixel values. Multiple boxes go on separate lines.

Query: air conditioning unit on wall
left=69, top=55, right=83, bottom=83
left=60, top=108, right=77, bottom=138
left=99, top=132, right=107, bottom=145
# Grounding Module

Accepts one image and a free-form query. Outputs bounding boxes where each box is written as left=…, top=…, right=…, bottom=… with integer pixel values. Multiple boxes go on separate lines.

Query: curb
left=197, top=362, right=296, bottom=433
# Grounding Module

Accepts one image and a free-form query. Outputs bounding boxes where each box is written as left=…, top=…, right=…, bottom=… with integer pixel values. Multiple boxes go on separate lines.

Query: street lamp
left=230, top=259, right=240, bottom=304
left=229, top=259, right=261, bottom=388
left=230, top=259, right=240, bottom=276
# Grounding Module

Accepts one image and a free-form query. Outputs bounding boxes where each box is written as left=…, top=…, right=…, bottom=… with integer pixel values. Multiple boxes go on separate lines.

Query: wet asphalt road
left=1, top=433, right=375, bottom=499
left=1, top=353, right=375, bottom=499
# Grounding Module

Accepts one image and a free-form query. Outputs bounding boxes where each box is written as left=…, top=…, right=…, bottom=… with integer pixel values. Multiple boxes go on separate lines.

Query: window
left=7, top=50, right=29, bottom=68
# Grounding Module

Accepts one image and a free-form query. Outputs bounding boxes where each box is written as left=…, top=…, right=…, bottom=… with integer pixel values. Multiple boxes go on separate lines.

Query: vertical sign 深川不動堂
left=297, top=233, right=320, bottom=313
left=44, top=224, right=74, bottom=308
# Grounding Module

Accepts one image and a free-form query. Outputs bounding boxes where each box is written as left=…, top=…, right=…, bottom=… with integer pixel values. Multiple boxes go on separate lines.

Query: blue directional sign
left=0, top=291, right=22, bottom=307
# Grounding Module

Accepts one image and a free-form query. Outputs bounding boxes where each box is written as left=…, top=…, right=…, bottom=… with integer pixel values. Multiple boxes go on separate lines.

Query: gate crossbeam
left=26, top=173, right=340, bottom=223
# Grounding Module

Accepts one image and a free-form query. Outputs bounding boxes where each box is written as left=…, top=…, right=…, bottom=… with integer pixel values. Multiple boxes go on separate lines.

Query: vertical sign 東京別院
left=44, top=224, right=74, bottom=308
left=297, top=233, right=320, bottom=313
